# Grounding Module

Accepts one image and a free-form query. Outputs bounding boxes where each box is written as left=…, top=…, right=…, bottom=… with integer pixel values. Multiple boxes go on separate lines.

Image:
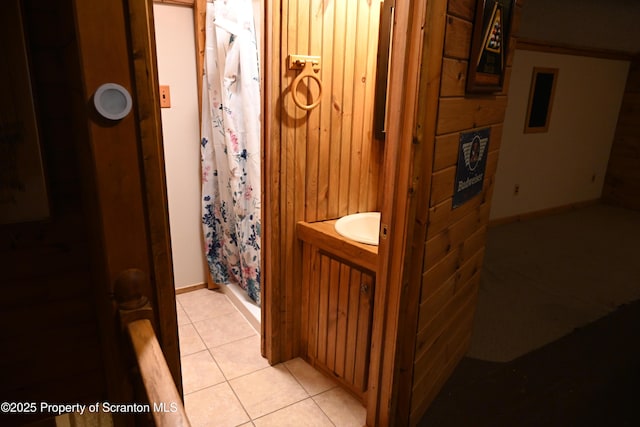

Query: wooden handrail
left=115, top=269, right=191, bottom=427
left=127, top=319, right=191, bottom=427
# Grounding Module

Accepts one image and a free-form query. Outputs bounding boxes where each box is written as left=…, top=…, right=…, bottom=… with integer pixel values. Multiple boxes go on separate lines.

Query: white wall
left=153, top=4, right=207, bottom=288
left=490, top=50, right=629, bottom=220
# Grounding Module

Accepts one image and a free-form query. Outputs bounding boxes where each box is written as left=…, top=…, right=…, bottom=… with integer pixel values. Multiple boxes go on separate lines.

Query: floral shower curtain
left=201, top=0, right=261, bottom=304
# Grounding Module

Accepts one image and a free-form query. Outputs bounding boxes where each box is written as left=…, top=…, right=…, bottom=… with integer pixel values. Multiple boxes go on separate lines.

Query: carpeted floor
left=469, top=204, right=640, bottom=362
left=418, top=299, right=640, bottom=427
left=418, top=204, right=640, bottom=426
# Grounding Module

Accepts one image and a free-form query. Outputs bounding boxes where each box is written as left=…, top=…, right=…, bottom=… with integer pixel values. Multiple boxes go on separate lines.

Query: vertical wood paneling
left=301, top=243, right=312, bottom=358
left=354, top=272, right=374, bottom=392
left=337, top=0, right=356, bottom=216
left=344, top=267, right=361, bottom=384
left=335, top=263, right=351, bottom=378
left=301, top=243, right=374, bottom=399
left=316, top=0, right=335, bottom=221
left=317, top=253, right=331, bottom=363
left=270, top=0, right=382, bottom=363
left=305, top=0, right=323, bottom=221
left=283, top=0, right=298, bottom=360
left=326, top=257, right=340, bottom=369
left=282, top=0, right=381, bottom=224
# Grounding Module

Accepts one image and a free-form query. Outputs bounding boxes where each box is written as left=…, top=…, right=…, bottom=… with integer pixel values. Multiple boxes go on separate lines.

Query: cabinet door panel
left=304, top=244, right=375, bottom=398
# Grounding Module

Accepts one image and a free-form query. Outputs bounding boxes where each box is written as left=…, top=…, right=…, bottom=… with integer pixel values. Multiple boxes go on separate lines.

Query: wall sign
left=453, top=128, right=490, bottom=209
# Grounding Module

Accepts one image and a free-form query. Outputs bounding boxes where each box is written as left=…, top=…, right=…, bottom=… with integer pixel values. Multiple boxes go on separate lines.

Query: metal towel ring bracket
left=289, top=55, right=323, bottom=111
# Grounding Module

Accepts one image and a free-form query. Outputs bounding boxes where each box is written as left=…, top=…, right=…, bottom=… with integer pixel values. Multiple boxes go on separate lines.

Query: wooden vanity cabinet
left=298, top=220, right=377, bottom=401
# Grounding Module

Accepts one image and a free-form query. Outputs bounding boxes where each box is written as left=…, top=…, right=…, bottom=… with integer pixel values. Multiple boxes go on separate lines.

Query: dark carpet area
left=418, top=299, right=640, bottom=427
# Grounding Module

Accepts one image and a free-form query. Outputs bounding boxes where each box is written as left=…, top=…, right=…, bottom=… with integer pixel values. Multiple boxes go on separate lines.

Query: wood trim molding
left=296, top=221, right=378, bottom=273
left=263, top=0, right=279, bottom=364
left=523, top=67, right=559, bottom=134
left=153, top=0, right=195, bottom=6
left=392, top=0, right=448, bottom=423
left=125, top=0, right=184, bottom=396
left=194, top=0, right=206, bottom=120
left=175, top=282, right=207, bottom=295
left=367, top=0, right=431, bottom=425
left=516, top=38, right=636, bottom=61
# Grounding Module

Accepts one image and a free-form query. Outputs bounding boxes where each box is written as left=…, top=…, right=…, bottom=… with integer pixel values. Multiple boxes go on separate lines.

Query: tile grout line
left=281, top=362, right=339, bottom=426
left=226, top=378, right=253, bottom=425
left=179, top=302, right=254, bottom=425
left=179, top=289, right=360, bottom=426
left=176, top=299, right=193, bottom=325
left=250, top=396, right=336, bottom=426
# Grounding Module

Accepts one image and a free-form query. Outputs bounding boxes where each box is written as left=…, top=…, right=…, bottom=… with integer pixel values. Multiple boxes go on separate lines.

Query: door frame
left=364, top=1, right=433, bottom=425
left=261, top=0, right=432, bottom=425
left=175, top=0, right=434, bottom=424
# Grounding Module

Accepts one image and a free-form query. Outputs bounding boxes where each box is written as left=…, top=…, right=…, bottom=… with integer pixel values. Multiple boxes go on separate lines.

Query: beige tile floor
left=177, top=288, right=367, bottom=427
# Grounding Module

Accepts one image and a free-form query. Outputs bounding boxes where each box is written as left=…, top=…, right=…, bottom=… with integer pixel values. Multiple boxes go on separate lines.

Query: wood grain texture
left=127, top=319, right=191, bottom=427
left=296, top=221, right=378, bottom=272
left=447, top=0, right=475, bottom=20
left=301, top=241, right=375, bottom=401
left=443, top=15, right=473, bottom=60
left=440, top=57, right=468, bottom=97
left=154, top=0, right=194, bottom=5
left=263, top=0, right=281, bottom=362
left=194, top=0, right=205, bottom=120
left=437, top=96, right=508, bottom=135
left=1, top=1, right=179, bottom=425
left=126, top=0, right=183, bottom=394
left=73, top=3, right=157, bottom=418
left=387, top=0, right=447, bottom=423
left=266, top=0, right=382, bottom=365
left=403, top=0, right=522, bottom=422
left=410, top=282, right=477, bottom=425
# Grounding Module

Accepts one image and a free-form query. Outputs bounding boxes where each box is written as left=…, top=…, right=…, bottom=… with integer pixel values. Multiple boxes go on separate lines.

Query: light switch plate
left=159, top=85, right=171, bottom=108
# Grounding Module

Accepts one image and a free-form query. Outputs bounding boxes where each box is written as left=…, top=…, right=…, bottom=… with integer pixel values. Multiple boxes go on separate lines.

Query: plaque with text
left=453, top=128, right=490, bottom=209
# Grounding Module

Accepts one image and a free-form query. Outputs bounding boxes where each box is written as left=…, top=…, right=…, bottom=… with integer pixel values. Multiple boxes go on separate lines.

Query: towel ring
left=291, top=61, right=323, bottom=111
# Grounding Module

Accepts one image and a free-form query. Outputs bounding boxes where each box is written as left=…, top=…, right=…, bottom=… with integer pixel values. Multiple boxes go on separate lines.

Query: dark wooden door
left=0, top=1, right=180, bottom=425
left=72, top=0, right=181, bottom=405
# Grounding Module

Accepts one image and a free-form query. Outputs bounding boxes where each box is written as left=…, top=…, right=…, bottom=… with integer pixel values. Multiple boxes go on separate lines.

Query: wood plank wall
left=0, top=1, right=105, bottom=423
left=406, top=0, right=524, bottom=423
left=603, top=55, right=640, bottom=210
left=267, top=0, right=383, bottom=361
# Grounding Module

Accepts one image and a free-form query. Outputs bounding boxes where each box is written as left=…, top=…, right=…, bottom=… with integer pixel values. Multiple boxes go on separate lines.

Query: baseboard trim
left=489, top=198, right=601, bottom=227
left=175, top=282, right=207, bottom=295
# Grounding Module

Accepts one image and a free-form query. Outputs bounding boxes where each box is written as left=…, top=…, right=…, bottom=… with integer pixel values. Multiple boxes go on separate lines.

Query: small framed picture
left=466, top=0, right=514, bottom=93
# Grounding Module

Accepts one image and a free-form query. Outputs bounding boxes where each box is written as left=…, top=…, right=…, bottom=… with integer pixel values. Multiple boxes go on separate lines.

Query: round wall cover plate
left=93, top=83, right=133, bottom=120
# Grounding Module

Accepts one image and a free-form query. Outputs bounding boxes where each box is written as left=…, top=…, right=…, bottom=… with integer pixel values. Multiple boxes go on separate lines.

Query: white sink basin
left=334, top=212, right=381, bottom=246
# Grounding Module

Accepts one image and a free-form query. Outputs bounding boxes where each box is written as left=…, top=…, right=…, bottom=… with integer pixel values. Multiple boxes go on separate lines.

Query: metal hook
left=289, top=55, right=322, bottom=111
